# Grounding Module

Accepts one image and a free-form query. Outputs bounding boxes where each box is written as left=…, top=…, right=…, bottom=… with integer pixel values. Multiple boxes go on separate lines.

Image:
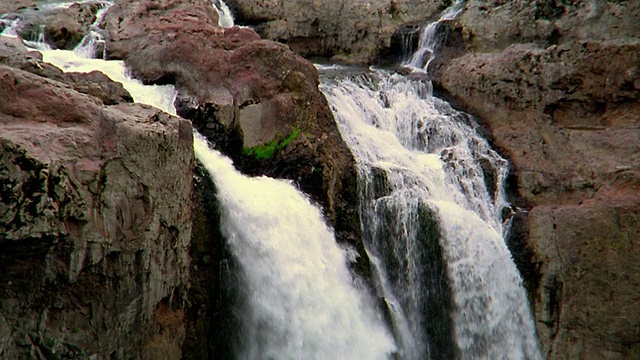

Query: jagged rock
left=439, top=40, right=640, bottom=206
left=433, top=2, right=640, bottom=357
left=0, top=36, right=132, bottom=105
left=224, top=0, right=450, bottom=64
left=0, top=48, right=193, bottom=359
left=453, top=0, right=640, bottom=53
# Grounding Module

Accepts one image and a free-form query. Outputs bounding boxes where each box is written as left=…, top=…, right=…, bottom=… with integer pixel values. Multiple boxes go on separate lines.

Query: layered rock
left=0, top=37, right=193, bottom=359
left=431, top=1, right=640, bottom=358
left=224, top=0, right=450, bottom=64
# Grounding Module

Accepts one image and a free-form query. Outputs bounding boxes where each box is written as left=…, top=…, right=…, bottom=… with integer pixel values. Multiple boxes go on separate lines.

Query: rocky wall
left=0, top=37, right=193, bottom=359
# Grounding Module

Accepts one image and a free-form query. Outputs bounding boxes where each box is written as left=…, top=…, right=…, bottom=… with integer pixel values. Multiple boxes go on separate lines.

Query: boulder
left=0, top=42, right=193, bottom=358
left=224, top=0, right=450, bottom=64
left=0, top=37, right=132, bottom=105
left=103, top=0, right=371, bottom=355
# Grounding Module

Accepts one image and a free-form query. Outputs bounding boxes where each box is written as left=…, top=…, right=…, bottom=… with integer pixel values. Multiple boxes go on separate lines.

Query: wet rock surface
left=103, top=0, right=363, bottom=262
left=102, top=0, right=372, bottom=356
left=0, top=1, right=104, bottom=50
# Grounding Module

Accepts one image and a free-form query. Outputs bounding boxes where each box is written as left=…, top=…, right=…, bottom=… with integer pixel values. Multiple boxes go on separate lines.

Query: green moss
left=243, top=127, right=301, bottom=160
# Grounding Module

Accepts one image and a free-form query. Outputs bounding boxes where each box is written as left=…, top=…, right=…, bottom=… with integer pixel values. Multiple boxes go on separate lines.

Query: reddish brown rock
left=1, top=2, right=103, bottom=50
left=103, top=0, right=360, bottom=247
left=0, top=47, right=193, bottom=358
left=103, top=0, right=368, bottom=356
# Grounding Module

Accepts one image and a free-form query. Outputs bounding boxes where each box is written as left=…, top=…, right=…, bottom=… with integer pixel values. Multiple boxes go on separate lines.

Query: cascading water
left=319, top=2, right=541, bottom=359
left=406, top=0, right=464, bottom=72
left=74, top=1, right=113, bottom=58
left=321, top=68, right=541, bottom=360
left=194, top=138, right=396, bottom=359
left=213, top=0, right=234, bottom=27
left=16, top=3, right=397, bottom=358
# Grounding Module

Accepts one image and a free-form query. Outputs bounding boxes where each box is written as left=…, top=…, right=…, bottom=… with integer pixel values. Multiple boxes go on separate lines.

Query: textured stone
left=0, top=51, right=193, bottom=359
left=1, top=2, right=102, bottom=50
left=102, top=0, right=369, bottom=355
left=225, top=0, right=450, bottom=64
left=103, top=0, right=361, bottom=249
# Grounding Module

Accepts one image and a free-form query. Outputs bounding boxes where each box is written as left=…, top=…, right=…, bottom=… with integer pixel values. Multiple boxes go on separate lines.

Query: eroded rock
left=103, top=0, right=361, bottom=251
left=432, top=2, right=640, bottom=358
left=0, top=47, right=193, bottom=358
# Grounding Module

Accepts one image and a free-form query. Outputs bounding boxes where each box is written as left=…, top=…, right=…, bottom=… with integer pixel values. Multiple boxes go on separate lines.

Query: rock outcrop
left=102, top=0, right=363, bottom=261
left=225, top=0, right=450, bottom=64
left=430, top=1, right=640, bottom=358
left=0, top=37, right=193, bottom=359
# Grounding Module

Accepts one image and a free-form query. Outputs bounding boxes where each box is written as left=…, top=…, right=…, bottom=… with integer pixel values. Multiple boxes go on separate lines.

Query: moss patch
left=242, top=127, right=301, bottom=160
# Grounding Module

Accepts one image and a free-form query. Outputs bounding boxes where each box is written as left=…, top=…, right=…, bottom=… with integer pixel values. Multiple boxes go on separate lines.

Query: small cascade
left=322, top=68, right=541, bottom=360
left=0, top=0, right=113, bottom=56
left=0, top=17, right=20, bottom=38
left=405, top=0, right=464, bottom=72
left=22, top=24, right=52, bottom=51
left=213, top=0, right=234, bottom=27
left=74, top=1, right=113, bottom=59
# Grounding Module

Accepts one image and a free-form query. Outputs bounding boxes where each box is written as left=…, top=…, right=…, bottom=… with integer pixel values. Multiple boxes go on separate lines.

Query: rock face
left=0, top=37, right=193, bottom=359
left=430, top=1, right=640, bottom=358
left=225, top=0, right=450, bottom=64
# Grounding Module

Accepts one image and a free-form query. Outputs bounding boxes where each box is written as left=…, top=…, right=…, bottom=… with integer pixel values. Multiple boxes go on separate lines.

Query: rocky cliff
left=4, top=0, right=370, bottom=358
left=2, top=0, right=638, bottom=359
left=225, top=0, right=640, bottom=358
left=0, top=37, right=193, bottom=358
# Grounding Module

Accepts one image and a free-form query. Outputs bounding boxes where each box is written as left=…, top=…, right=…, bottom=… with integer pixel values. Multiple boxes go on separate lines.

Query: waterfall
left=74, top=1, right=113, bottom=59
left=319, top=2, right=541, bottom=357
left=213, top=0, right=234, bottom=27
left=30, top=12, right=396, bottom=359
left=320, top=67, right=541, bottom=360
left=194, top=136, right=396, bottom=359
left=405, top=0, right=464, bottom=72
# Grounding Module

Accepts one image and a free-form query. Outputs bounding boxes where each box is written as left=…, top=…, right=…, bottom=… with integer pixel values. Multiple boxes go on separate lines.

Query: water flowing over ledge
left=320, top=69, right=541, bottom=359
